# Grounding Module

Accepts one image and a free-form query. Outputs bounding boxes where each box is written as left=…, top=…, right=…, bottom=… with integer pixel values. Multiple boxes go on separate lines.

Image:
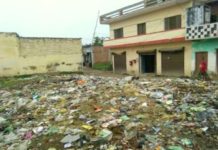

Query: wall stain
left=29, top=66, right=37, bottom=70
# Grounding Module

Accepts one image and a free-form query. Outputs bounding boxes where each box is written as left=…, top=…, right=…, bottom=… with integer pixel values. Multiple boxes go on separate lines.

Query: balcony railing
left=186, top=22, right=218, bottom=40
left=100, top=0, right=172, bottom=23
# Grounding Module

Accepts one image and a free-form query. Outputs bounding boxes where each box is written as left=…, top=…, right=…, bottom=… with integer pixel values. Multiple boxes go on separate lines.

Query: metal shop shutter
left=113, top=53, right=127, bottom=73
left=161, top=50, right=184, bottom=75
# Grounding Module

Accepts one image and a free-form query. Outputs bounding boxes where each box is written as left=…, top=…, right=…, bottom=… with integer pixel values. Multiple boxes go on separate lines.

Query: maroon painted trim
left=104, top=37, right=185, bottom=49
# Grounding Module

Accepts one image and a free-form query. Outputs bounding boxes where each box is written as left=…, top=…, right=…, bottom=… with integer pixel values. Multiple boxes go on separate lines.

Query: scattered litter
left=64, top=143, right=72, bottom=148
left=167, top=146, right=184, bottom=150
left=23, top=131, right=33, bottom=140
left=181, top=138, right=192, bottom=146
left=4, top=132, right=18, bottom=143
left=33, top=126, right=44, bottom=134
left=0, top=117, right=6, bottom=125
left=98, top=129, right=113, bottom=141
left=0, top=74, right=217, bottom=149
left=60, top=134, right=80, bottom=143
left=82, top=125, right=93, bottom=130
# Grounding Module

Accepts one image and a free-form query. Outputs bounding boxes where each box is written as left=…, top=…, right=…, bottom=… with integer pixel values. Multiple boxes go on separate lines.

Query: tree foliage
left=93, top=37, right=103, bottom=46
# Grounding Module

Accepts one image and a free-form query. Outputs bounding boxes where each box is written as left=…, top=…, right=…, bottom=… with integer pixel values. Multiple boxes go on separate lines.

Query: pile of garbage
left=0, top=74, right=218, bottom=150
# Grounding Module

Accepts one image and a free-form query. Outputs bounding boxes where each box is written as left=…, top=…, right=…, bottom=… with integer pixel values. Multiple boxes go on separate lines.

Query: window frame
left=114, top=28, right=124, bottom=39
left=165, top=15, right=182, bottom=31
left=137, top=23, right=146, bottom=35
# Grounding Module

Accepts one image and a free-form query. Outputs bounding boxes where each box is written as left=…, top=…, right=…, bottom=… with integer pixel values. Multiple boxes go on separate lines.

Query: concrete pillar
left=156, top=51, right=162, bottom=75
left=208, top=51, right=216, bottom=73
left=184, top=46, right=192, bottom=76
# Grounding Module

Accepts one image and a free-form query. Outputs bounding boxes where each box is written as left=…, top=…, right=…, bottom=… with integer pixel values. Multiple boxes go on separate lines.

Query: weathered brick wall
left=0, top=32, right=82, bottom=77
left=92, top=46, right=111, bottom=64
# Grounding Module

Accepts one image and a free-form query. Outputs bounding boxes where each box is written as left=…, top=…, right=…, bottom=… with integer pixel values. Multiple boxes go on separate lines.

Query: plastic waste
left=120, top=115, right=130, bottom=121
left=0, top=117, right=6, bottom=125
left=23, top=131, right=33, bottom=140
left=98, top=129, right=113, bottom=141
left=64, top=143, right=72, bottom=148
left=60, top=134, right=80, bottom=143
left=181, top=138, right=192, bottom=146
left=82, top=125, right=93, bottom=130
left=124, top=130, right=137, bottom=140
left=167, top=146, right=184, bottom=150
left=4, top=132, right=18, bottom=143
left=150, top=92, right=164, bottom=99
left=33, top=126, right=44, bottom=134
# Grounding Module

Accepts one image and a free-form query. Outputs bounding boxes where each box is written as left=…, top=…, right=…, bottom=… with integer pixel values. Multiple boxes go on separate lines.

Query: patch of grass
left=29, top=134, right=64, bottom=150
left=14, top=74, right=33, bottom=79
left=0, top=77, right=24, bottom=89
left=92, top=62, right=112, bottom=71
left=0, top=74, right=38, bottom=89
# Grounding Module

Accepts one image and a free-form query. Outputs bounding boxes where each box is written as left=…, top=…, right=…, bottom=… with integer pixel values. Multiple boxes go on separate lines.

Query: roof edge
left=100, top=0, right=191, bottom=24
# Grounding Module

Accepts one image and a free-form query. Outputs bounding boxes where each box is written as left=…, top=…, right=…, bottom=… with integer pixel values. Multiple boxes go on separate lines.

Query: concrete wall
left=192, top=39, right=218, bottom=74
left=111, top=41, right=192, bottom=76
left=0, top=33, right=20, bottom=76
left=0, top=33, right=82, bottom=77
left=92, top=46, right=111, bottom=64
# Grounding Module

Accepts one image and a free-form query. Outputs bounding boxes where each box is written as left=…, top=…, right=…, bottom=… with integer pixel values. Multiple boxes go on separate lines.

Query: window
left=165, top=15, right=181, bottom=30
left=137, top=23, right=146, bottom=35
left=114, top=28, right=123, bottom=39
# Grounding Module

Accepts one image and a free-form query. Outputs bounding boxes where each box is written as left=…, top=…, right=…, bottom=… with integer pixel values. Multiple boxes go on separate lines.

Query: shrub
left=92, top=62, right=112, bottom=71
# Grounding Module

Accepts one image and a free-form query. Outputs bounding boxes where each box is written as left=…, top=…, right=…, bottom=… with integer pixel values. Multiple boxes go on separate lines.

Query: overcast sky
left=0, top=0, right=141, bottom=44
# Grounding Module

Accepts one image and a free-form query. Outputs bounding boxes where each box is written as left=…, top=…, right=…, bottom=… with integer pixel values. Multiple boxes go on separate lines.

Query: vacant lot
left=0, top=73, right=218, bottom=150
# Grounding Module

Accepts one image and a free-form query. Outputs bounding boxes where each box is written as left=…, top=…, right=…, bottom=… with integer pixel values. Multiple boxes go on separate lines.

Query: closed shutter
left=114, top=53, right=126, bottom=73
left=162, top=50, right=184, bottom=75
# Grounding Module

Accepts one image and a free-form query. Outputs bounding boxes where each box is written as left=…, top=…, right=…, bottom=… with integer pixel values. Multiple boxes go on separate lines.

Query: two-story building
left=186, top=0, right=218, bottom=75
left=101, top=0, right=193, bottom=76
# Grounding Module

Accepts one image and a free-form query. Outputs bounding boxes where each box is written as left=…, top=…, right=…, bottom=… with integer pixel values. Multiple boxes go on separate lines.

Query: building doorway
left=195, top=52, right=208, bottom=73
left=140, top=54, right=156, bottom=73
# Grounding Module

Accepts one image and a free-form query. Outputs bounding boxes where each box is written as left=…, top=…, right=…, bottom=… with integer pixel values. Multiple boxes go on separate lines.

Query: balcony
left=186, top=22, right=218, bottom=40
left=186, top=1, right=218, bottom=40
left=100, top=0, right=188, bottom=24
